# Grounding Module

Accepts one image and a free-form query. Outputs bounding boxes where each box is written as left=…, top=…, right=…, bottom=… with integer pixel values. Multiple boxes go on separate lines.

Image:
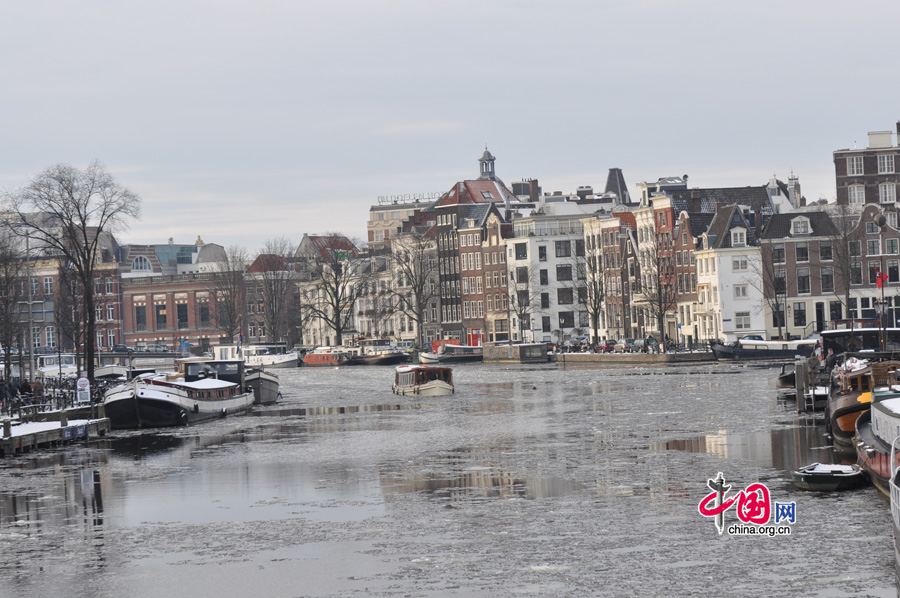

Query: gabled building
left=694, top=205, right=765, bottom=343
left=834, top=124, right=900, bottom=208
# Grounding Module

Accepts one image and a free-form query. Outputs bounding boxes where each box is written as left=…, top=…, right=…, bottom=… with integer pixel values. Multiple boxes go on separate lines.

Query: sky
left=2, top=1, right=899, bottom=253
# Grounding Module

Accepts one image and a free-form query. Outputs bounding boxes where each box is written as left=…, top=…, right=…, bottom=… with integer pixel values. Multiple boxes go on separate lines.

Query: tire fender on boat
left=179, top=410, right=188, bottom=426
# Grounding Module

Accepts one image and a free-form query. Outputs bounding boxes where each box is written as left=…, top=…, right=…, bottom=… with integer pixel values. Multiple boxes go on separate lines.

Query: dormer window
left=481, top=191, right=493, bottom=200
left=792, top=218, right=810, bottom=235
left=132, top=256, right=152, bottom=271
left=731, top=228, right=747, bottom=247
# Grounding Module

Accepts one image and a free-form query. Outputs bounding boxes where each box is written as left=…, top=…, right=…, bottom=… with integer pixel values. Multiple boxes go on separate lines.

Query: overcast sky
left=2, top=1, right=898, bottom=253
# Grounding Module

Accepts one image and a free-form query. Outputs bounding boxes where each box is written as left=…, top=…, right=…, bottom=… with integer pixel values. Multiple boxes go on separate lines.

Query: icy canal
left=0, top=362, right=895, bottom=597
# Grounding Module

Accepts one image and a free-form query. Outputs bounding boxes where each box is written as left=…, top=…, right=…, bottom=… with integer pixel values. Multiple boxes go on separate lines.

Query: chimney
left=690, top=189, right=702, bottom=213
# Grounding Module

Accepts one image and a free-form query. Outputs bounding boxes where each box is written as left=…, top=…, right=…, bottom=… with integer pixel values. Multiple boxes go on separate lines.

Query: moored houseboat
left=103, top=360, right=254, bottom=429
left=419, top=343, right=483, bottom=364
left=711, top=337, right=817, bottom=362
left=302, top=346, right=353, bottom=367
left=827, top=357, right=900, bottom=446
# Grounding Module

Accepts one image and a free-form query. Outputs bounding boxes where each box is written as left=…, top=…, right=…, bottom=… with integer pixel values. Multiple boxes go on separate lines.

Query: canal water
left=0, top=362, right=895, bottom=597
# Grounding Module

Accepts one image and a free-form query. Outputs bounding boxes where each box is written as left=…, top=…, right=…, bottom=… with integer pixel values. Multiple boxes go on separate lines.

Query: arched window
left=132, top=256, right=151, bottom=271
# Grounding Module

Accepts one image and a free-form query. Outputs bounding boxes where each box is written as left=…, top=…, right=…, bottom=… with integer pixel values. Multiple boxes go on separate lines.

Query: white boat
left=214, top=344, right=299, bottom=368
left=37, top=354, right=78, bottom=378
left=103, top=359, right=254, bottom=429
left=889, top=436, right=900, bottom=576
left=392, top=365, right=454, bottom=397
left=246, top=367, right=281, bottom=405
left=418, top=344, right=483, bottom=364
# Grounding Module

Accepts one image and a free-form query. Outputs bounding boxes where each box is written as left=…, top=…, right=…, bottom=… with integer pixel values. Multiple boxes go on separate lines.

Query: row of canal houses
left=14, top=123, right=900, bottom=354
left=354, top=129, right=900, bottom=348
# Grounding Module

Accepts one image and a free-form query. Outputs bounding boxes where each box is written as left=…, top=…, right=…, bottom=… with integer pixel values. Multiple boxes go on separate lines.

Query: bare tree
left=640, top=233, right=677, bottom=348
left=752, top=246, right=788, bottom=340
left=387, top=232, right=439, bottom=348
left=5, top=162, right=140, bottom=381
left=582, top=253, right=606, bottom=346
left=55, top=262, right=84, bottom=368
left=0, top=232, right=25, bottom=381
left=252, top=237, right=299, bottom=344
left=507, top=263, right=543, bottom=342
left=299, top=233, right=371, bottom=346
left=208, top=245, right=248, bottom=343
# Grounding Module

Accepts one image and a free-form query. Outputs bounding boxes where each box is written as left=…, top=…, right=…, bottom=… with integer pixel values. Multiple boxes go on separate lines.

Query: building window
left=46, top=325, right=56, bottom=349
left=880, top=183, right=897, bottom=204
left=819, top=242, right=833, bottom=262
left=105, top=278, right=113, bottom=294
left=155, top=305, right=167, bottom=329
left=890, top=259, right=900, bottom=283
left=774, top=269, right=786, bottom=294
left=732, top=257, right=748, bottom=272
left=557, top=288, right=574, bottom=305
left=792, top=219, right=809, bottom=234
left=33, top=326, right=41, bottom=348
left=847, top=156, right=864, bottom=176
left=541, top=293, right=550, bottom=309
left=793, top=302, right=807, bottom=327
left=822, top=267, right=834, bottom=293
left=106, top=304, right=114, bottom=320
left=132, top=256, right=152, bottom=271
left=558, top=311, right=574, bottom=328
left=851, top=261, right=863, bottom=285
left=734, top=284, right=748, bottom=299
left=199, top=302, right=210, bottom=325
left=869, top=261, right=883, bottom=285
left=516, top=267, right=528, bottom=284
left=772, top=244, right=785, bottom=264
left=542, top=316, right=551, bottom=332
left=108, top=330, right=116, bottom=347
left=555, top=241, right=571, bottom=258
left=848, top=185, right=865, bottom=205
left=735, top=312, right=751, bottom=330
left=731, top=230, right=746, bottom=247
left=177, top=303, right=188, bottom=329
left=795, top=242, right=809, bottom=262
left=879, top=154, right=895, bottom=174
left=797, top=268, right=810, bottom=294
left=515, top=243, right=527, bottom=260
left=42, top=277, right=53, bottom=295
left=868, top=239, right=881, bottom=256
left=135, top=305, right=146, bottom=331
left=538, top=246, right=547, bottom=261
left=556, top=265, right=573, bottom=282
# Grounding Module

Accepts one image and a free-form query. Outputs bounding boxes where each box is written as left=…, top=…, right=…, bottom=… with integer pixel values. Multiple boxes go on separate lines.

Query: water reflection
left=380, top=445, right=585, bottom=502
left=655, top=422, right=855, bottom=474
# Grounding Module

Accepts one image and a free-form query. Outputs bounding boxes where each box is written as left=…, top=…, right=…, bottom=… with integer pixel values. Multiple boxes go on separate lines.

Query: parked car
left=563, top=336, right=590, bottom=352
left=112, top=344, right=131, bottom=353
left=633, top=338, right=660, bottom=353
left=596, top=340, right=615, bottom=353
left=613, top=338, right=636, bottom=353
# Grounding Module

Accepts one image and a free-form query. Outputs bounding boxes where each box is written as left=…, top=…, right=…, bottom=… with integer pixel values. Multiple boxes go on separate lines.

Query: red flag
left=876, top=267, right=889, bottom=289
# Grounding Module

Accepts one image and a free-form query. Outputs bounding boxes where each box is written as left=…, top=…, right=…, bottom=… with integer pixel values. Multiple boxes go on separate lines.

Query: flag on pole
left=876, top=266, right=889, bottom=289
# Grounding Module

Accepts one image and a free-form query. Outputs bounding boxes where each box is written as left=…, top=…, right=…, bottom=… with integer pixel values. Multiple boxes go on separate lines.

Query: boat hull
left=246, top=370, right=281, bottom=405
left=854, top=410, right=896, bottom=497
left=104, top=383, right=254, bottom=429
left=393, top=380, right=454, bottom=397
left=712, top=344, right=813, bottom=361
left=791, top=464, right=867, bottom=491
left=248, top=353, right=298, bottom=368
left=827, top=391, right=871, bottom=446
left=419, top=352, right=483, bottom=364
left=347, top=352, right=410, bottom=366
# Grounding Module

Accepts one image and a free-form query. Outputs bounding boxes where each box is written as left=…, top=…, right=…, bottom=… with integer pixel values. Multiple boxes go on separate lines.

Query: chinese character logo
left=698, top=473, right=776, bottom=534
